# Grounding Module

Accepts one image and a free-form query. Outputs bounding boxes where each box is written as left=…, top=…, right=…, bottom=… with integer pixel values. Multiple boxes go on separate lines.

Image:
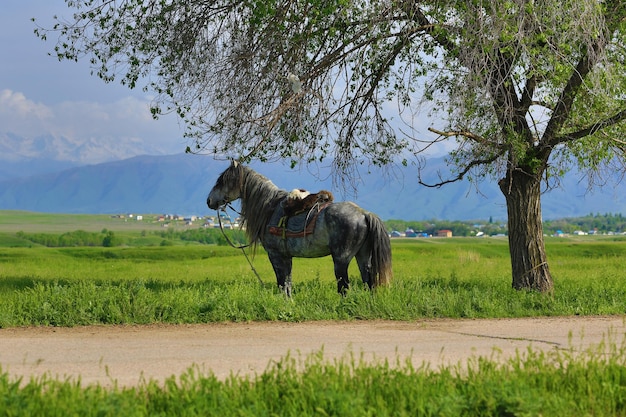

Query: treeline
left=156, top=228, right=247, bottom=246
left=14, top=213, right=625, bottom=246
left=384, top=219, right=506, bottom=237
left=16, top=230, right=120, bottom=247
left=385, top=213, right=626, bottom=237
left=543, top=213, right=626, bottom=234
left=16, top=228, right=247, bottom=247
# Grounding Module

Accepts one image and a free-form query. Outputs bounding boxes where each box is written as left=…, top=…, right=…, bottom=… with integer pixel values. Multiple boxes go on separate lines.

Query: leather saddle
left=268, top=189, right=334, bottom=238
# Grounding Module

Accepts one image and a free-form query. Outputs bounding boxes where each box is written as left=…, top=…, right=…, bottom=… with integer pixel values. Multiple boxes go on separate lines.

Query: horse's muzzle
left=207, top=196, right=229, bottom=210
left=207, top=197, right=219, bottom=210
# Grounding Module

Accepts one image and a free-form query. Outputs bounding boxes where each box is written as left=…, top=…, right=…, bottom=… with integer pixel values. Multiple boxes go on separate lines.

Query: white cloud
left=0, top=89, right=52, bottom=121
left=0, top=89, right=185, bottom=157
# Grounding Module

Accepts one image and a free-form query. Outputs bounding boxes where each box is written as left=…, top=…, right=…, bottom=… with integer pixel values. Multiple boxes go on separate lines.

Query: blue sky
left=0, top=1, right=444, bottom=165
left=1, top=1, right=186, bottom=159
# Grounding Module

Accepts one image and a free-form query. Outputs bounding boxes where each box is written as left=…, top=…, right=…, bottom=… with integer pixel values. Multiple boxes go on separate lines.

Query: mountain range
left=0, top=131, right=162, bottom=167
left=1, top=133, right=625, bottom=220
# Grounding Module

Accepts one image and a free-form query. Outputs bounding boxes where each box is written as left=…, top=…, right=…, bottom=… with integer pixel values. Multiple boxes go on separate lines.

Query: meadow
left=1, top=227, right=625, bottom=326
left=1, top=210, right=626, bottom=415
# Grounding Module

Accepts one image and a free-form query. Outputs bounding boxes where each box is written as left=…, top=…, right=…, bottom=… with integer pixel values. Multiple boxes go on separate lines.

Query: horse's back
left=324, top=201, right=368, bottom=225
left=261, top=201, right=368, bottom=258
left=320, top=201, right=370, bottom=247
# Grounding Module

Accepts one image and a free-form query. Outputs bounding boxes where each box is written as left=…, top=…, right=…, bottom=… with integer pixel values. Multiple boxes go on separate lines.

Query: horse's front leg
left=267, top=251, right=293, bottom=297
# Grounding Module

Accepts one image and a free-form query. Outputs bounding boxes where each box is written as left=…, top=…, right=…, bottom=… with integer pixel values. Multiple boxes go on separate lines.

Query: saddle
left=283, top=189, right=334, bottom=217
left=268, top=189, right=334, bottom=238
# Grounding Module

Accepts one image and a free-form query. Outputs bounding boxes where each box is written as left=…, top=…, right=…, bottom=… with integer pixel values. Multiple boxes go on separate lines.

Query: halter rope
left=216, top=204, right=264, bottom=286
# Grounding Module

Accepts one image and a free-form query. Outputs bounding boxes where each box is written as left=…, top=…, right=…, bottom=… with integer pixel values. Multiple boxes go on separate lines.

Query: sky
left=1, top=1, right=446, bottom=166
left=1, top=0, right=187, bottom=159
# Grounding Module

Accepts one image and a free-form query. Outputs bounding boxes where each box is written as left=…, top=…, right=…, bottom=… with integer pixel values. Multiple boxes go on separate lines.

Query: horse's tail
left=365, top=212, right=393, bottom=287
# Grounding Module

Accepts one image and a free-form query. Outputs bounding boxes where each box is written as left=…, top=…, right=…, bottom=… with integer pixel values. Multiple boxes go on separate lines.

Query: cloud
left=0, top=89, right=52, bottom=121
left=0, top=89, right=185, bottom=155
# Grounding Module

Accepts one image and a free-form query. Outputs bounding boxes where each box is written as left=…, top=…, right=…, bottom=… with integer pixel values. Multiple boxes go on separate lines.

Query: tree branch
left=309, top=19, right=431, bottom=80
left=556, top=107, right=626, bottom=143
left=428, top=127, right=507, bottom=150
left=418, top=154, right=500, bottom=188
left=341, top=29, right=414, bottom=140
left=519, top=74, right=537, bottom=113
left=544, top=40, right=605, bottom=145
left=399, top=1, right=457, bottom=52
left=488, top=49, right=530, bottom=138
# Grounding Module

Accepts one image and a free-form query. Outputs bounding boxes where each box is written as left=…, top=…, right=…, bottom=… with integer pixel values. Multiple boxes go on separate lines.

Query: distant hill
left=0, top=153, right=625, bottom=220
left=0, top=157, right=79, bottom=182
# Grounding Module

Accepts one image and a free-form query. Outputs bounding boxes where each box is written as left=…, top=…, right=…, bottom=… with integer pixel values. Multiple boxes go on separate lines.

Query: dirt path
left=1, top=317, right=624, bottom=387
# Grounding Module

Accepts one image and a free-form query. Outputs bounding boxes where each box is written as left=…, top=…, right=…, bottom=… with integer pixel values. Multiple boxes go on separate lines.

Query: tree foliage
left=35, top=1, right=626, bottom=177
left=36, top=0, right=440, bottom=174
left=420, top=0, right=626, bottom=188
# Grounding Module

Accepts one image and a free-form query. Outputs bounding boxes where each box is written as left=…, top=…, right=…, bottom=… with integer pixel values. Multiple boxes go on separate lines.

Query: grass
left=2, top=342, right=626, bottom=416
left=2, top=211, right=626, bottom=414
left=1, top=235, right=626, bottom=326
left=0, top=210, right=144, bottom=233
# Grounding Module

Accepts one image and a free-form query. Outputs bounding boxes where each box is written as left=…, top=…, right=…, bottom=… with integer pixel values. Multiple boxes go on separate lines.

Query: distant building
left=437, top=229, right=453, bottom=238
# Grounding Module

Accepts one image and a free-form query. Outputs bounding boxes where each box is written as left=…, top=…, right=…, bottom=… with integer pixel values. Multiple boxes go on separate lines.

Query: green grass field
left=1, top=210, right=626, bottom=415
left=1, top=231, right=625, bottom=326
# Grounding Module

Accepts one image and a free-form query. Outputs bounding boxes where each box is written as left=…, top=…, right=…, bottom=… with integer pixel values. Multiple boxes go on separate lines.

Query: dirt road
left=1, top=316, right=624, bottom=387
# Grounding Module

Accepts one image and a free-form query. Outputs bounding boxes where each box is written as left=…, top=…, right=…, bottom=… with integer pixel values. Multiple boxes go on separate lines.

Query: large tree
left=37, top=0, right=626, bottom=292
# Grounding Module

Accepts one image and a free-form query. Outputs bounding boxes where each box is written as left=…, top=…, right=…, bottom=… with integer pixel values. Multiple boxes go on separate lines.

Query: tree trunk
left=498, top=170, right=554, bottom=293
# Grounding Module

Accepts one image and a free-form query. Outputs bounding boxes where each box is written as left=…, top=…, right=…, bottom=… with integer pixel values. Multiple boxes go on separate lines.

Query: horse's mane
left=237, top=165, right=288, bottom=247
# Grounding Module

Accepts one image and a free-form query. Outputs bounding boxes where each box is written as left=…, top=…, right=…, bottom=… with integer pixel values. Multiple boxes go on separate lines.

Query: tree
left=35, top=0, right=626, bottom=292
left=102, top=231, right=119, bottom=247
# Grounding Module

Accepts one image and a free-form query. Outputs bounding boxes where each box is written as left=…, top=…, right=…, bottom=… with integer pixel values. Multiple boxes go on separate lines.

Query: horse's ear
left=232, top=160, right=239, bottom=168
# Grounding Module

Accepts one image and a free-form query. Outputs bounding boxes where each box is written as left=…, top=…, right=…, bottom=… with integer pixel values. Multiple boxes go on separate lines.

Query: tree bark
left=499, top=170, right=554, bottom=293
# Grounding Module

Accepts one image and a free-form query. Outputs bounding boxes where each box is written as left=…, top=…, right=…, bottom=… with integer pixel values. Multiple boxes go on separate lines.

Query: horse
left=206, top=161, right=393, bottom=296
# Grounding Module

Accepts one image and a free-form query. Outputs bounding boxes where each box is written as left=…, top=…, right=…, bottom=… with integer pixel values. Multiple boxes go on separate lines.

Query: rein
left=216, top=204, right=264, bottom=286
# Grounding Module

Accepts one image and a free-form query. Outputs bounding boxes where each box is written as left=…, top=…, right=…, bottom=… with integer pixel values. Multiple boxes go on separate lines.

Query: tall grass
left=1, top=237, right=626, bottom=326
left=2, top=341, right=626, bottom=416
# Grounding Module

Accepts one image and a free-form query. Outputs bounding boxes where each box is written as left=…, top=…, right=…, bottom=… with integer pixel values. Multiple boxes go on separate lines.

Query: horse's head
left=207, top=161, right=244, bottom=209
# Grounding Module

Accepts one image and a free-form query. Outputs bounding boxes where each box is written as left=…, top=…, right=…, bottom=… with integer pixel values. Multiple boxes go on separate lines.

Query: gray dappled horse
left=207, top=161, right=393, bottom=296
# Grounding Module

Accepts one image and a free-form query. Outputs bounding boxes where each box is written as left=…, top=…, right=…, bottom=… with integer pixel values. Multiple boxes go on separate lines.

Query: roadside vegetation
left=3, top=343, right=626, bottom=416
left=1, top=210, right=626, bottom=414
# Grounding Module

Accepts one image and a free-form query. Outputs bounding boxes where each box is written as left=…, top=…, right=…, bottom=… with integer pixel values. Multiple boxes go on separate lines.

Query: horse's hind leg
left=355, top=235, right=373, bottom=289
left=355, top=247, right=373, bottom=289
left=332, top=258, right=350, bottom=295
left=267, top=251, right=293, bottom=297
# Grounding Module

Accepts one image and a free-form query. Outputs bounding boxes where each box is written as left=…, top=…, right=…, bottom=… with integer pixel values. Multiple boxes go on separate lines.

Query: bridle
left=217, top=203, right=251, bottom=249
left=216, top=202, right=264, bottom=286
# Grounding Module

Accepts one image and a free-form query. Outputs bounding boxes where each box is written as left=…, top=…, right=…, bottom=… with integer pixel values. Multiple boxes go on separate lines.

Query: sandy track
left=1, top=316, right=624, bottom=387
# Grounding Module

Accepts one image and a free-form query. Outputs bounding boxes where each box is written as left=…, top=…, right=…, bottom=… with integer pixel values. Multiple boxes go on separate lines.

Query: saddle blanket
left=268, top=202, right=331, bottom=238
